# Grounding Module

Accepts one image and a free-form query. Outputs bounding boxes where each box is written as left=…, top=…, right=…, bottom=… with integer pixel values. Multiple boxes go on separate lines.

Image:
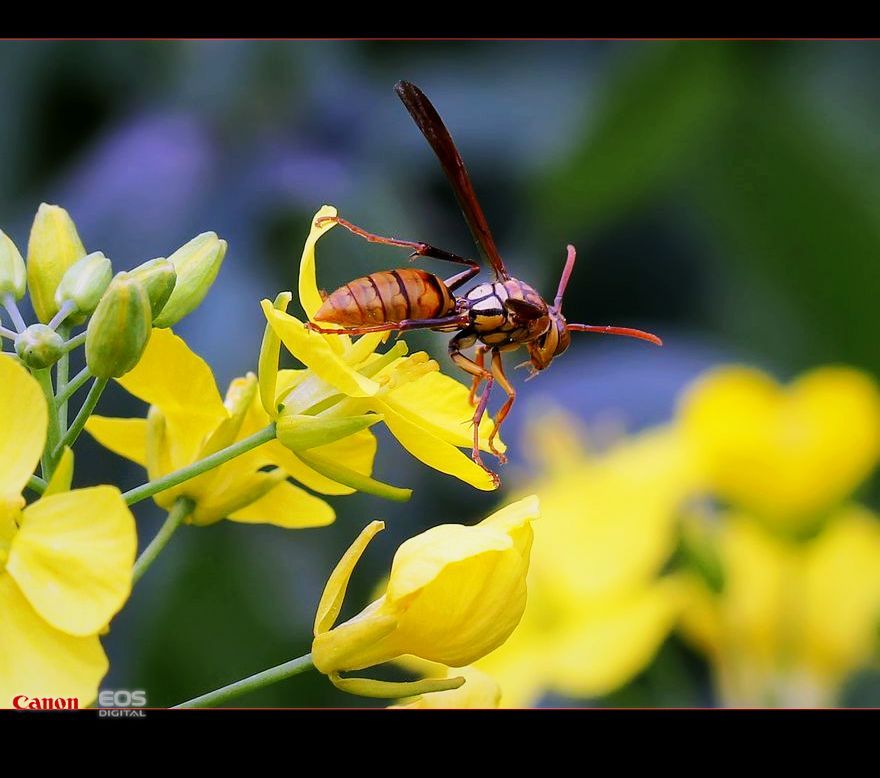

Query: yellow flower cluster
left=1, top=202, right=532, bottom=709
left=478, top=365, right=880, bottom=708
left=677, top=366, right=880, bottom=706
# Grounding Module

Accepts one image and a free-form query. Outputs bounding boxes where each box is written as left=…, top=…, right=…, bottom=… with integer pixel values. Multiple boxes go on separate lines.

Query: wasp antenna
left=567, top=324, right=663, bottom=347
left=553, top=244, right=578, bottom=311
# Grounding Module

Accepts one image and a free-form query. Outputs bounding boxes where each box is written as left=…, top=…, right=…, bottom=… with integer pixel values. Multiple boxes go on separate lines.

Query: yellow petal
left=263, top=303, right=380, bottom=398
left=229, top=479, right=335, bottom=529
left=388, top=524, right=514, bottom=603
left=259, top=291, right=292, bottom=417
left=189, top=468, right=287, bottom=526
left=546, top=577, right=684, bottom=698
left=392, top=544, right=529, bottom=667
left=116, top=328, right=227, bottom=467
left=385, top=371, right=503, bottom=452
left=375, top=398, right=498, bottom=491
left=479, top=494, right=540, bottom=556
left=0, top=575, right=107, bottom=708
left=199, top=374, right=258, bottom=458
left=44, top=447, right=74, bottom=496
left=298, top=204, right=338, bottom=321
left=527, top=425, right=693, bottom=601
left=84, top=416, right=148, bottom=467
left=0, top=356, right=47, bottom=500
left=801, top=506, right=880, bottom=680
left=312, top=605, right=399, bottom=674
left=7, top=487, right=137, bottom=636
left=314, top=520, right=384, bottom=635
left=386, top=517, right=533, bottom=667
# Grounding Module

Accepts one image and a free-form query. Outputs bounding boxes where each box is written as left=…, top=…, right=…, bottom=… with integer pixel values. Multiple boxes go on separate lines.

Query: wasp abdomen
left=314, top=268, right=455, bottom=325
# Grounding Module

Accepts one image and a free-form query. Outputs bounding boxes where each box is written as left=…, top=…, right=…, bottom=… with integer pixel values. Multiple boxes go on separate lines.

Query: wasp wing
left=395, top=80, right=510, bottom=281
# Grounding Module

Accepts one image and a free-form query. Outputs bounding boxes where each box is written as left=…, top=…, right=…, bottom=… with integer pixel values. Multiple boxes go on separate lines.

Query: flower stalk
left=132, top=497, right=195, bottom=585
left=121, top=423, right=277, bottom=506
left=174, top=653, right=315, bottom=708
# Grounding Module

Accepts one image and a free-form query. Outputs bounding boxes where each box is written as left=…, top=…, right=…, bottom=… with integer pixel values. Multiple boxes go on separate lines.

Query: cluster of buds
left=1, top=204, right=226, bottom=378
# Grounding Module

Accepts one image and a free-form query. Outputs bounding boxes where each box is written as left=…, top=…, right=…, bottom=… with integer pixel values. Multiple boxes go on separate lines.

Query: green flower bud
left=0, top=229, right=26, bottom=300
left=15, top=324, right=65, bottom=369
left=85, top=272, right=152, bottom=378
left=276, top=412, right=383, bottom=452
left=152, top=232, right=226, bottom=328
left=55, top=251, right=113, bottom=318
left=26, top=203, right=87, bottom=323
left=129, top=257, right=177, bottom=318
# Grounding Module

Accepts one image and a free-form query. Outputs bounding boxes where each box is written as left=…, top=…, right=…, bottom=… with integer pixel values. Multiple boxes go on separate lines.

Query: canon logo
left=12, top=695, right=79, bottom=710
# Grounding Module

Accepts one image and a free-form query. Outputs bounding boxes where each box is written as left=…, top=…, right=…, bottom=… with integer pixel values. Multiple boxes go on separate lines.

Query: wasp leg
left=488, top=349, right=515, bottom=464
left=449, top=333, right=499, bottom=487
left=468, top=346, right=489, bottom=406
left=315, top=215, right=480, bottom=291
left=307, top=312, right=469, bottom=336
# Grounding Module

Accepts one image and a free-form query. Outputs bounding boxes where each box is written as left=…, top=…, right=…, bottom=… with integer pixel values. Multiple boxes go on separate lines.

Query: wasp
left=307, top=80, right=662, bottom=485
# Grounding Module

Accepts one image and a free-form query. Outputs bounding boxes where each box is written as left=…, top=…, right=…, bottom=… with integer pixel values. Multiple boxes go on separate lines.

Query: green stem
left=298, top=450, right=412, bottom=502
left=62, top=331, right=87, bottom=352
left=132, top=497, right=195, bottom=585
left=122, top=424, right=276, bottom=506
left=54, top=377, right=108, bottom=456
left=173, top=653, right=314, bottom=708
left=33, top=369, right=61, bottom=479
left=27, top=474, right=47, bottom=495
left=56, top=366, right=92, bottom=405
left=56, top=324, right=70, bottom=433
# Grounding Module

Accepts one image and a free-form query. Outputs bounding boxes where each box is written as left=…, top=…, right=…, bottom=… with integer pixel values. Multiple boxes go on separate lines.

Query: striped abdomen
left=314, top=268, right=456, bottom=326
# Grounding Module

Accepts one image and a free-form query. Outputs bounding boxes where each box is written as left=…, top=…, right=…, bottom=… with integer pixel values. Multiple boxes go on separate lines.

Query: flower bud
left=55, top=251, right=112, bottom=318
left=15, top=324, right=65, bottom=369
left=152, top=232, right=226, bottom=328
left=128, top=258, right=177, bottom=318
left=276, top=412, right=383, bottom=452
left=0, top=229, right=26, bottom=300
left=26, top=203, right=87, bottom=323
left=85, top=273, right=152, bottom=378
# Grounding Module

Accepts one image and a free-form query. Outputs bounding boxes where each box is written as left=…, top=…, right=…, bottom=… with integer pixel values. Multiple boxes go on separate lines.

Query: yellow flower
left=478, top=412, right=698, bottom=707
left=0, top=356, right=136, bottom=707
left=679, top=507, right=880, bottom=707
left=679, top=365, right=880, bottom=534
left=86, top=327, right=375, bottom=527
left=390, top=660, right=502, bottom=709
left=261, top=205, right=502, bottom=492
left=311, top=495, right=538, bottom=697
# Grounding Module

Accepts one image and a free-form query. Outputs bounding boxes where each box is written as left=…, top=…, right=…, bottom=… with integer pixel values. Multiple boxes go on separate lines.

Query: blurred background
left=3, top=39, right=880, bottom=707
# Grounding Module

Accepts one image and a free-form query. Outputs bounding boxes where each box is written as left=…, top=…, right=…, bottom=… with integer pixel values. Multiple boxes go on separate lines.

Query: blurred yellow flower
left=262, top=205, right=502, bottom=492
left=679, top=507, right=880, bottom=707
left=679, top=365, right=880, bottom=534
left=0, top=356, right=136, bottom=707
left=86, top=327, right=375, bottom=527
left=479, top=412, right=698, bottom=707
left=312, top=495, right=538, bottom=697
left=390, top=660, right=502, bottom=709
